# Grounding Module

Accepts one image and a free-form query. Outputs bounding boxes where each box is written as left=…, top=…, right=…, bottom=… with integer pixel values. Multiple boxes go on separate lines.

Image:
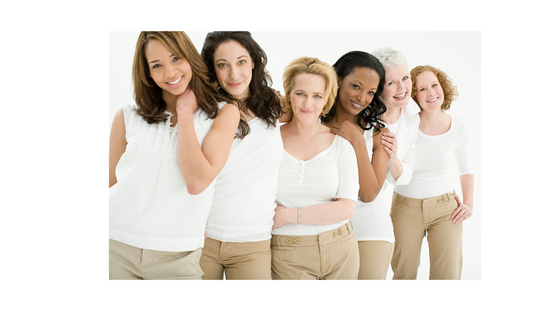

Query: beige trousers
left=390, top=192, right=463, bottom=280
left=199, top=238, right=272, bottom=280
left=109, top=239, right=203, bottom=280
left=357, top=241, right=394, bottom=280
left=271, top=221, right=359, bottom=280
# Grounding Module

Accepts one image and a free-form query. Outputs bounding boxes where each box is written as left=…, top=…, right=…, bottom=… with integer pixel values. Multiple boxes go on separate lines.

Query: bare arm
left=451, top=174, right=474, bottom=224
left=176, top=90, right=240, bottom=195
left=109, top=108, right=127, bottom=188
left=272, top=198, right=356, bottom=229
left=331, top=121, right=389, bottom=202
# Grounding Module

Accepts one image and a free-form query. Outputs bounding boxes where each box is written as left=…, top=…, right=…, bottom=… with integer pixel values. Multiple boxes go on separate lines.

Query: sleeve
left=455, top=118, right=473, bottom=176
left=336, top=137, right=360, bottom=202
left=386, top=114, right=420, bottom=186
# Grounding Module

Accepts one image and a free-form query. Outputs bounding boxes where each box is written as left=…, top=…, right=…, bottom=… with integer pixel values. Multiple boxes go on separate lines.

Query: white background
left=110, top=31, right=482, bottom=280
left=2, top=0, right=548, bottom=310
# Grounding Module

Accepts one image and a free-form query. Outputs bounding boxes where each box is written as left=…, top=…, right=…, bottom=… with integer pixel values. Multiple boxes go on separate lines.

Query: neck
left=382, top=106, right=401, bottom=124
left=419, top=109, right=445, bottom=125
left=163, top=91, right=177, bottom=114
left=287, top=118, right=324, bottom=137
left=331, top=100, right=357, bottom=125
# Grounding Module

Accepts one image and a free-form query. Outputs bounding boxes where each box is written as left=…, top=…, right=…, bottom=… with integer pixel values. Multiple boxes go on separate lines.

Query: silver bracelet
left=298, top=207, right=301, bottom=224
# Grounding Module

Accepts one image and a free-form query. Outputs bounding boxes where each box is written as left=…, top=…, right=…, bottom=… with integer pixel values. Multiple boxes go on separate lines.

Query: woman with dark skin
left=320, top=51, right=391, bottom=279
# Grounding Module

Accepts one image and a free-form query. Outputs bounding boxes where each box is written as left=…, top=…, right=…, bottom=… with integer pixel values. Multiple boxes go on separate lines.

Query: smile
left=351, top=100, right=365, bottom=109
left=393, top=92, right=407, bottom=100
left=228, top=82, right=243, bottom=87
left=167, top=76, right=183, bottom=85
left=427, top=97, right=439, bottom=103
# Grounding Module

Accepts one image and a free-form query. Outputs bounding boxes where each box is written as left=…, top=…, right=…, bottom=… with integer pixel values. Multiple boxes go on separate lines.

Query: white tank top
left=109, top=104, right=223, bottom=252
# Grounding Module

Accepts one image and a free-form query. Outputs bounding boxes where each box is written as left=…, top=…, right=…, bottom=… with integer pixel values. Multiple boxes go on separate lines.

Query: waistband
left=271, top=221, right=354, bottom=247
left=392, top=192, right=456, bottom=207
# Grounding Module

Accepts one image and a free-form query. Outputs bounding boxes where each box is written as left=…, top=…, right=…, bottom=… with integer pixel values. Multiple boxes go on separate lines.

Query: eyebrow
left=149, top=54, right=175, bottom=64
left=215, top=55, right=248, bottom=62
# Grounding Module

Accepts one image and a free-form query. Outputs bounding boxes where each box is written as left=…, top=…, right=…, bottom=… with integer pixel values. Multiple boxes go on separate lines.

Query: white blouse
left=395, top=114, right=473, bottom=199
left=272, top=135, right=359, bottom=236
left=109, top=104, right=220, bottom=252
left=206, top=118, right=284, bottom=242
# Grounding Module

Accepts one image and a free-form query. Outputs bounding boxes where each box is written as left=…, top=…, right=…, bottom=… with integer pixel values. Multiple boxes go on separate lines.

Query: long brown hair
left=201, top=31, right=282, bottom=138
left=132, top=31, right=228, bottom=123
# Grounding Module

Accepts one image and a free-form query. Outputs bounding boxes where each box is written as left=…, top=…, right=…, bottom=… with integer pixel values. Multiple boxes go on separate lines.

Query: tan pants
left=271, top=221, right=359, bottom=280
left=199, top=238, right=272, bottom=280
left=109, top=239, right=203, bottom=280
left=357, top=241, right=394, bottom=280
left=390, top=192, right=463, bottom=280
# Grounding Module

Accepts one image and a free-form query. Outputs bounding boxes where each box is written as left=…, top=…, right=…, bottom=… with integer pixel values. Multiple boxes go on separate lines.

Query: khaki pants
left=390, top=192, right=463, bottom=280
left=199, top=238, right=272, bottom=280
left=271, top=221, right=359, bottom=280
left=357, top=241, right=394, bottom=280
left=109, top=239, right=203, bottom=280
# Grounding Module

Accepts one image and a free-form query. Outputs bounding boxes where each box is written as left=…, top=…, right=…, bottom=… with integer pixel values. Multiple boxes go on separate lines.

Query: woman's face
left=414, top=70, right=444, bottom=111
left=213, top=40, right=254, bottom=100
left=145, top=39, right=192, bottom=97
left=289, top=73, right=327, bottom=125
left=379, top=63, right=412, bottom=110
left=337, top=67, right=380, bottom=116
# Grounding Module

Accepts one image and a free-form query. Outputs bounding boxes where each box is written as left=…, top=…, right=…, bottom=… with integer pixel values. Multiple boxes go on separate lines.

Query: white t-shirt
left=109, top=104, right=220, bottom=252
left=272, top=135, right=359, bottom=236
left=206, top=118, right=284, bottom=242
left=395, top=114, right=473, bottom=199
left=351, top=106, right=420, bottom=242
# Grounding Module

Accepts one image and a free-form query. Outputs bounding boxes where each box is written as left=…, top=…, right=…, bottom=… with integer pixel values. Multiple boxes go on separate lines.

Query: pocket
left=390, top=197, right=409, bottom=217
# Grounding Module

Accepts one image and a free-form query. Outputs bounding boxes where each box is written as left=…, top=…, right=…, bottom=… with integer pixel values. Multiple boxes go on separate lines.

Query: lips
left=166, top=76, right=183, bottom=86
left=351, top=100, right=365, bottom=110
left=427, top=97, right=439, bottom=103
left=227, top=82, right=243, bottom=88
left=393, top=92, right=407, bottom=100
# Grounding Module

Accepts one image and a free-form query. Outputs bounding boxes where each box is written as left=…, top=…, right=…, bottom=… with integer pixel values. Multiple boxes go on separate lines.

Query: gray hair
left=371, top=47, right=407, bottom=69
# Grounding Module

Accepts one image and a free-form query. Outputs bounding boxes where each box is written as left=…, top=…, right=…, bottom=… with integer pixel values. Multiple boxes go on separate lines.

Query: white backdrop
left=109, top=31, right=481, bottom=280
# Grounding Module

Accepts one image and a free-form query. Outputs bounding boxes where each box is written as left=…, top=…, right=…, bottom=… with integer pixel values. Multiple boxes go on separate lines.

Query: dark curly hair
left=201, top=31, right=282, bottom=138
left=320, top=51, right=386, bottom=132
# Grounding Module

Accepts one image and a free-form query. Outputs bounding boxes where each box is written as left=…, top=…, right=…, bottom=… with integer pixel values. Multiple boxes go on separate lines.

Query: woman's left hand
left=176, top=88, right=199, bottom=115
left=381, top=132, right=398, bottom=160
left=451, top=195, right=473, bottom=224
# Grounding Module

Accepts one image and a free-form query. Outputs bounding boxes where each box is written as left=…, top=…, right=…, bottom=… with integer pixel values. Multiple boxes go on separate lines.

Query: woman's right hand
left=273, top=205, right=291, bottom=229
left=331, top=120, right=362, bottom=146
left=176, top=88, right=199, bottom=115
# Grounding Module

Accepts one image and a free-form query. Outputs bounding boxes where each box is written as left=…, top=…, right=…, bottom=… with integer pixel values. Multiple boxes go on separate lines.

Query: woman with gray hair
left=345, top=47, right=420, bottom=279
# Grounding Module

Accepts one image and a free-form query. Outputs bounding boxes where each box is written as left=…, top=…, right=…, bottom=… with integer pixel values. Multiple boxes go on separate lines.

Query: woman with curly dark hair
left=320, top=50, right=392, bottom=279
left=198, top=31, right=288, bottom=280
left=390, top=65, right=474, bottom=280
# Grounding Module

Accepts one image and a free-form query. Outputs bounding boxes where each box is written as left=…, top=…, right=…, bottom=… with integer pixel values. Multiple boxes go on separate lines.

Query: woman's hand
left=381, top=132, right=398, bottom=160
left=451, top=195, right=473, bottom=224
left=176, top=88, right=199, bottom=115
left=331, top=120, right=362, bottom=146
left=273, top=205, right=292, bottom=229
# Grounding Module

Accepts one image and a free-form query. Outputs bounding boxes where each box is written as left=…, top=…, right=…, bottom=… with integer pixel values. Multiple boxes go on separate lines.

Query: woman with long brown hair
left=108, top=31, right=239, bottom=280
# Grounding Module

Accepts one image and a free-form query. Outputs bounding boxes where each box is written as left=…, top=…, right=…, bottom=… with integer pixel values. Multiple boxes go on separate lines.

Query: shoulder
left=450, top=114, right=467, bottom=132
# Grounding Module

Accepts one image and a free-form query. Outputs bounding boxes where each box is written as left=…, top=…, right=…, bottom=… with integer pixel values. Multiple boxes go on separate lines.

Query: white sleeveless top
left=109, top=104, right=223, bottom=252
left=206, top=118, right=284, bottom=242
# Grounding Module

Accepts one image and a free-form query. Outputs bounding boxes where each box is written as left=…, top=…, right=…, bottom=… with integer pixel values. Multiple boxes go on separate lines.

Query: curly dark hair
left=320, top=51, right=387, bottom=132
left=201, top=31, right=282, bottom=138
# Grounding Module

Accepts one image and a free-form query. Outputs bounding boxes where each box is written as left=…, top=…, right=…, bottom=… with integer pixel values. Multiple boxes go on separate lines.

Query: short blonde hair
left=410, top=65, right=458, bottom=111
left=282, top=57, right=338, bottom=116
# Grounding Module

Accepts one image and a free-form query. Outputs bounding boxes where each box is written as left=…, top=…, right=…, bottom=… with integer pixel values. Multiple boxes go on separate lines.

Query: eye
left=432, top=83, right=438, bottom=88
left=419, top=87, right=426, bottom=92
left=238, top=59, right=247, bottom=65
left=172, top=56, right=180, bottom=62
left=387, top=81, right=394, bottom=86
left=314, top=94, right=324, bottom=99
left=352, top=84, right=361, bottom=90
left=403, top=76, right=409, bottom=81
left=217, top=63, right=227, bottom=68
left=296, top=91, right=305, bottom=96
left=151, top=64, right=161, bottom=69
left=368, top=91, right=375, bottom=95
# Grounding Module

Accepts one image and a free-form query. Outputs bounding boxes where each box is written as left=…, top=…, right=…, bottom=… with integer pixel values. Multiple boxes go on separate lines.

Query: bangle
left=298, top=207, right=301, bottom=224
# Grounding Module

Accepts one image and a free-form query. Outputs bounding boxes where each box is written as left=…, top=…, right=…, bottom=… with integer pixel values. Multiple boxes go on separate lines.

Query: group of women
left=108, top=31, right=474, bottom=280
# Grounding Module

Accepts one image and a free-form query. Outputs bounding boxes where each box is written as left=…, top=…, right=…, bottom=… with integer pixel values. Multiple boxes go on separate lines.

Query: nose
left=164, top=63, right=178, bottom=78
left=229, top=65, right=239, bottom=79
left=357, top=90, right=367, bottom=104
